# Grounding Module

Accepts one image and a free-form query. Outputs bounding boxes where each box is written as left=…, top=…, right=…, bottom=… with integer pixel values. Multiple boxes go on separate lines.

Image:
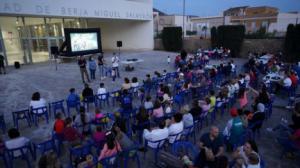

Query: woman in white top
left=30, top=92, right=46, bottom=114
left=5, top=128, right=30, bottom=157
left=131, top=77, right=139, bottom=88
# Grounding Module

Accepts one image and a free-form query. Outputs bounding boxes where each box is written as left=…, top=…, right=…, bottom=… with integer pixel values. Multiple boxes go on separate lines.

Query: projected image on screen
left=70, top=33, right=98, bottom=52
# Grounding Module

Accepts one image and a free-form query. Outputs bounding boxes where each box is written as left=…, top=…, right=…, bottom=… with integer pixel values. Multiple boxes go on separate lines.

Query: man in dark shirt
left=78, top=55, right=90, bottom=83
left=82, top=83, right=94, bottom=101
left=97, top=53, right=105, bottom=79
left=0, top=54, right=6, bottom=74
left=195, top=126, right=224, bottom=168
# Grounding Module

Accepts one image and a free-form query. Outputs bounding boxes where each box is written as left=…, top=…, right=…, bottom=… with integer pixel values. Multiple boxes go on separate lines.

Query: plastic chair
left=66, top=99, right=80, bottom=116
left=33, top=138, right=58, bottom=160
left=6, top=143, right=34, bottom=168
left=49, top=100, right=66, bottom=117
left=31, top=106, right=49, bottom=127
left=110, top=90, right=121, bottom=106
left=83, top=96, right=96, bottom=112
left=123, top=144, right=140, bottom=168
left=144, top=138, right=167, bottom=164
left=12, top=109, right=31, bottom=129
left=168, top=131, right=183, bottom=145
left=182, top=125, right=196, bottom=143
left=0, top=115, right=6, bottom=134
left=171, top=141, right=199, bottom=164
left=96, top=93, right=110, bottom=108
left=52, top=132, right=65, bottom=156
left=69, top=143, right=92, bottom=168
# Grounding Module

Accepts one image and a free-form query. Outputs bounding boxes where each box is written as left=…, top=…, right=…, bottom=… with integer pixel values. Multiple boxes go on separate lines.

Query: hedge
left=284, top=24, right=300, bottom=62
left=162, top=27, right=183, bottom=51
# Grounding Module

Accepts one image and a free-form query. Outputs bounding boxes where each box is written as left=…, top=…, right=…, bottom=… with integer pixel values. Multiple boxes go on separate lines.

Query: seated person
left=98, top=131, right=122, bottom=160
left=112, top=112, right=127, bottom=133
left=131, top=77, right=139, bottom=88
left=66, top=88, right=80, bottom=105
left=5, top=128, right=30, bottom=157
left=144, top=96, right=154, bottom=110
left=53, top=112, right=65, bottom=135
left=113, top=125, right=134, bottom=151
left=74, top=106, right=91, bottom=135
left=30, top=92, right=46, bottom=113
left=122, top=78, right=131, bottom=90
left=133, top=107, right=150, bottom=129
left=181, top=105, right=194, bottom=130
left=189, top=100, right=202, bottom=118
left=209, top=90, right=216, bottom=112
left=120, top=89, right=133, bottom=112
left=168, top=113, right=184, bottom=143
left=97, top=83, right=107, bottom=99
left=198, top=97, right=211, bottom=112
left=233, top=140, right=260, bottom=167
left=152, top=100, right=164, bottom=119
left=143, top=120, right=169, bottom=148
left=82, top=83, right=94, bottom=101
left=194, top=126, right=224, bottom=168
left=93, top=126, right=106, bottom=143
left=94, top=108, right=105, bottom=121
left=63, top=117, right=82, bottom=146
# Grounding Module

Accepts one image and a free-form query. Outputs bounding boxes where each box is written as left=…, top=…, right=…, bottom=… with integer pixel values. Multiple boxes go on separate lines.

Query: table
left=257, top=55, right=273, bottom=64
left=204, top=64, right=218, bottom=70
left=263, top=73, right=284, bottom=82
left=120, top=58, right=144, bottom=71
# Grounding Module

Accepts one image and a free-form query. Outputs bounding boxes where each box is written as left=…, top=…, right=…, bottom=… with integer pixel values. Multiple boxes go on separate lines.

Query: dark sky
left=153, top=0, right=300, bottom=16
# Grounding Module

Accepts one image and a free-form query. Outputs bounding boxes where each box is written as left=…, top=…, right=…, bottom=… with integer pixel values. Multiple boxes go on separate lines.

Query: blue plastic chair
left=69, top=143, right=92, bottom=168
left=66, top=99, right=80, bottom=116
left=99, top=153, right=119, bottom=168
left=33, top=138, right=58, bottom=160
left=12, top=109, right=31, bottom=129
left=0, top=115, right=6, bottom=134
left=110, top=90, right=121, bottom=106
left=0, top=148, right=8, bottom=168
left=49, top=100, right=66, bottom=117
left=171, top=141, right=199, bottom=164
left=173, top=93, right=184, bottom=109
left=52, top=132, right=65, bottom=156
left=30, top=106, right=49, bottom=127
left=123, top=145, right=140, bottom=168
left=168, top=131, right=183, bottom=145
left=6, top=143, right=34, bottom=168
left=182, top=125, right=196, bottom=143
left=96, top=93, right=110, bottom=108
left=144, top=138, right=167, bottom=164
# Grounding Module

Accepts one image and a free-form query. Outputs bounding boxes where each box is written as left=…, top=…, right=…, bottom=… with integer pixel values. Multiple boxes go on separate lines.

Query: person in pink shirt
left=98, top=131, right=122, bottom=160
left=93, top=126, right=106, bottom=143
left=199, top=97, right=211, bottom=112
left=238, top=88, right=248, bottom=109
left=94, top=108, right=104, bottom=120
left=152, top=100, right=164, bottom=118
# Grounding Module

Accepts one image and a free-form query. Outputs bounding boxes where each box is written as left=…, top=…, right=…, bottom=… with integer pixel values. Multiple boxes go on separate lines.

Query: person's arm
left=248, top=87, right=259, bottom=95
left=215, top=146, right=224, bottom=157
left=98, top=144, right=108, bottom=160
left=143, top=129, right=152, bottom=141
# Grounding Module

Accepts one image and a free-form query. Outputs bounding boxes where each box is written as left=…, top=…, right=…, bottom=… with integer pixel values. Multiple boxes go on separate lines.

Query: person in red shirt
left=53, top=113, right=65, bottom=134
left=63, top=117, right=82, bottom=146
left=289, top=71, right=298, bottom=87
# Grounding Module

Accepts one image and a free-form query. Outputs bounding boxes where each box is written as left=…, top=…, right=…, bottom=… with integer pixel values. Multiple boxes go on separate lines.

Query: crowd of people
left=0, top=49, right=299, bottom=168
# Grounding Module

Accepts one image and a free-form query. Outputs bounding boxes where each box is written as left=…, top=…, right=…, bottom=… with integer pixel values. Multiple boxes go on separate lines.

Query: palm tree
left=202, top=26, right=208, bottom=39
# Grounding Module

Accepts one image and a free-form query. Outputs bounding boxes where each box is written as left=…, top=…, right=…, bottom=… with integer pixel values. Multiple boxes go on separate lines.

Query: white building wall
left=88, top=19, right=153, bottom=50
left=268, top=13, right=300, bottom=33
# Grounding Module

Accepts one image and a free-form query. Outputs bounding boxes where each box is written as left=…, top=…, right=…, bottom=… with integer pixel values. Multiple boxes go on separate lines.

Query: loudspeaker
left=117, top=41, right=122, bottom=47
left=14, top=61, right=20, bottom=69
left=50, top=46, right=59, bottom=55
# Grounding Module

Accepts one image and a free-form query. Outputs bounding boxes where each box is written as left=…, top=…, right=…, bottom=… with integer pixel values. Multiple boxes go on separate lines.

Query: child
left=111, top=68, right=116, bottom=82
left=167, top=56, right=171, bottom=64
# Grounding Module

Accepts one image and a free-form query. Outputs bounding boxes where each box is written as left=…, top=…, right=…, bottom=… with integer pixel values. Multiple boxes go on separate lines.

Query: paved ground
left=0, top=50, right=299, bottom=168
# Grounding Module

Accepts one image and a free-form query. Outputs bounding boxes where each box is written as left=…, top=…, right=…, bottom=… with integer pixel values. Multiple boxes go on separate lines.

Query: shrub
left=210, top=27, right=218, bottom=48
left=285, top=24, right=300, bottom=62
left=217, top=25, right=245, bottom=57
left=162, top=27, right=183, bottom=51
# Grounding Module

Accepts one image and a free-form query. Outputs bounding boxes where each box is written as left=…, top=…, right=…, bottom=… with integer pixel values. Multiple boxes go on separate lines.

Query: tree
left=284, top=24, right=295, bottom=62
left=162, top=27, right=183, bottom=51
left=210, top=27, right=218, bottom=48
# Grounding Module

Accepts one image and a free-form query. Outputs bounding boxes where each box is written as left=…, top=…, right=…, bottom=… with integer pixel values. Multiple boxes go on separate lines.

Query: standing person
left=0, top=54, right=6, bottom=74
left=111, top=53, right=120, bottom=78
left=97, top=53, right=105, bottom=80
left=167, top=56, right=171, bottom=64
left=88, top=56, right=97, bottom=80
left=78, top=55, right=90, bottom=83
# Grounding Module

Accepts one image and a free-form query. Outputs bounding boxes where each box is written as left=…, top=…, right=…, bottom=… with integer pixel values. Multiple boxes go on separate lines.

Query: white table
left=263, top=73, right=284, bottom=82
left=120, top=59, right=144, bottom=65
left=257, top=55, right=273, bottom=64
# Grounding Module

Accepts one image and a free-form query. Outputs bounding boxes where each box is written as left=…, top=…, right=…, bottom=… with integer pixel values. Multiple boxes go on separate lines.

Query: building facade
left=224, top=6, right=278, bottom=33
left=0, top=0, right=153, bottom=65
left=190, top=16, right=224, bottom=38
left=268, top=12, right=300, bottom=35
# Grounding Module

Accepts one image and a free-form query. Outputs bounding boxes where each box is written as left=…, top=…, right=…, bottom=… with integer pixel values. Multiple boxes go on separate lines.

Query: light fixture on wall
left=34, top=26, right=38, bottom=29
left=76, top=19, right=80, bottom=25
left=16, top=17, right=19, bottom=25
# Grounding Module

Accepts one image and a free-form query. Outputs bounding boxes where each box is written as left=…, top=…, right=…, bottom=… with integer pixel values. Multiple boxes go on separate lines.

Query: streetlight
left=182, top=0, right=186, bottom=48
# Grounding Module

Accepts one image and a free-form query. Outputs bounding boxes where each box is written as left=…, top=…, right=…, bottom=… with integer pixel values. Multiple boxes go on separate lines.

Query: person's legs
left=92, top=69, right=96, bottom=79
left=116, top=66, right=120, bottom=78
left=194, top=150, right=207, bottom=168
left=80, top=68, right=85, bottom=83
left=83, top=68, right=91, bottom=82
